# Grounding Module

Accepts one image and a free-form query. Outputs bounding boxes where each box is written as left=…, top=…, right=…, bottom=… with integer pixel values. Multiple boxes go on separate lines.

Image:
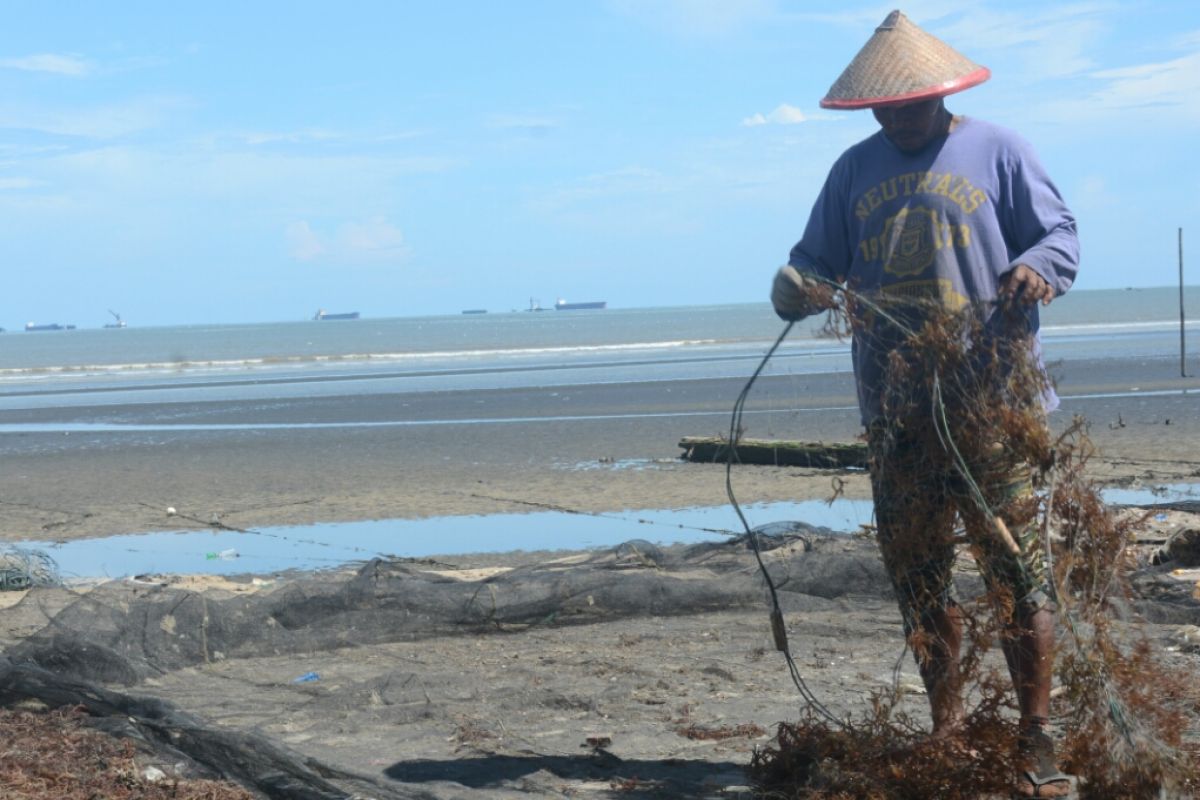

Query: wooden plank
left=678, top=436, right=867, bottom=469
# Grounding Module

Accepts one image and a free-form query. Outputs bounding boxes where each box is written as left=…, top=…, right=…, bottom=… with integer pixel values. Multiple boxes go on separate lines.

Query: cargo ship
left=25, top=322, right=76, bottom=331
left=313, top=309, right=360, bottom=321
left=554, top=298, right=606, bottom=311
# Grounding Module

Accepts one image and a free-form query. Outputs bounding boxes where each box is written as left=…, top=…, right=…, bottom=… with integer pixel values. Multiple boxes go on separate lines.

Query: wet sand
left=0, top=367, right=1197, bottom=544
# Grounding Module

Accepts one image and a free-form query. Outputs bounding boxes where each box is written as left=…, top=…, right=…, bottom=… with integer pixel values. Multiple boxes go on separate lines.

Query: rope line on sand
left=463, top=492, right=741, bottom=537
left=130, top=501, right=395, bottom=560
left=726, top=320, right=843, bottom=726
left=725, top=279, right=922, bottom=725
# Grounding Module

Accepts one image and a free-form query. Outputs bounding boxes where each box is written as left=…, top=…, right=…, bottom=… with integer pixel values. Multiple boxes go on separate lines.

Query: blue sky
left=1, top=0, right=1197, bottom=326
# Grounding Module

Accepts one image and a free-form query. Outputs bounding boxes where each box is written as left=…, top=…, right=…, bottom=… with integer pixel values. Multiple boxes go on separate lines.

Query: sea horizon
left=3, top=283, right=1197, bottom=332
left=1, top=284, right=1197, bottom=374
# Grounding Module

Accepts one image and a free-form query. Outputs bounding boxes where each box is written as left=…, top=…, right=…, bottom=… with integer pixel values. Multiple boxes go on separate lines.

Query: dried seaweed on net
left=749, top=289, right=1200, bottom=799
left=0, top=705, right=256, bottom=800
left=751, top=676, right=1020, bottom=799
left=1050, top=440, right=1199, bottom=799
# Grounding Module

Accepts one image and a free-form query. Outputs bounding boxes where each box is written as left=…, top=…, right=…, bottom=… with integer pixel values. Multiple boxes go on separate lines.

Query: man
left=770, top=11, right=1078, bottom=798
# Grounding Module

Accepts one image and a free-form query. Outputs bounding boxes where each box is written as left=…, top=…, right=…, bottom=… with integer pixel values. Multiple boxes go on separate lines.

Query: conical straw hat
left=820, top=10, right=989, bottom=110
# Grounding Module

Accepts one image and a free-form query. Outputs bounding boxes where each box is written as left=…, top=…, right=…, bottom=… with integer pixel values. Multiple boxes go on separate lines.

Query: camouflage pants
left=867, top=420, right=1053, bottom=634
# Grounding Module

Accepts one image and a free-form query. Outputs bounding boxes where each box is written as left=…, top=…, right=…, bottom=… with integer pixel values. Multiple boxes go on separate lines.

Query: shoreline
left=2, top=347, right=1199, bottom=549
left=2, top=418, right=1197, bottom=546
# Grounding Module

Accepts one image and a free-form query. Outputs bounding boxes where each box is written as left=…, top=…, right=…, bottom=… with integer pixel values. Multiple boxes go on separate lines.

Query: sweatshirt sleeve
left=1001, top=141, right=1079, bottom=297
left=788, top=158, right=852, bottom=284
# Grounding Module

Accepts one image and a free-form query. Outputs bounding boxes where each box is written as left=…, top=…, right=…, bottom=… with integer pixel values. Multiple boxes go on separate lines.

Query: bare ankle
left=931, top=709, right=965, bottom=739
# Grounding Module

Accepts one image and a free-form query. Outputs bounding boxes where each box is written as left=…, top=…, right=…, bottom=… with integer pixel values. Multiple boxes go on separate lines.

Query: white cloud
left=527, top=164, right=703, bottom=233
left=287, top=217, right=409, bottom=265
left=742, top=103, right=808, bottom=126
left=286, top=221, right=325, bottom=261
left=1073, top=174, right=1115, bottom=209
left=486, top=114, right=558, bottom=134
left=790, top=3, right=1112, bottom=81
left=778, top=3, right=966, bottom=31
left=936, top=4, right=1110, bottom=79
left=1038, top=49, right=1200, bottom=127
left=535, top=166, right=671, bottom=210
left=242, top=129, right=340, bottom=146
left=1087, top=50, right=1200, bottom=117
left=337, top=216, right=407, bottom=257
left=0, top=53, right=91, bottom=76
left=213, top=127, right=430, bottom=149
left=608, top=0, right=777, bottom=38
left=0, top=177, right=41, bottom=190
left=11, top=145, right=458, bottom=217
left=1174, top=29, right=1200, bottom=49
left=0, top=95, right=189, bottom=139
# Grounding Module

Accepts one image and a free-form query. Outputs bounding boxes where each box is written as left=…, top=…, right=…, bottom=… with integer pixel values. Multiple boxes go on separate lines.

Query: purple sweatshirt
left=787, top=117, right=1079, bottom=424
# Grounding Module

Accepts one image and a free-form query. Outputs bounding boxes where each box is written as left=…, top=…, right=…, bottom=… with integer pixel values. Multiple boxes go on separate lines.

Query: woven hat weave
left=820, top=10, right=989, bottom=110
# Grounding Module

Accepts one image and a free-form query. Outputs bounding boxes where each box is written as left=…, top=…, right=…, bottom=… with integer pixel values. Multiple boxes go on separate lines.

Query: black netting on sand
left=1, top=531, right=890, bottom=798
left=7, top=532, right=884, bottom=685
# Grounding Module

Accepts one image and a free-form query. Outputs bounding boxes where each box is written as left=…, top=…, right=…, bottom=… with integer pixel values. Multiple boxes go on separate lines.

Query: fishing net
left=748, top=287, right=1200, bottom=798
left=4, top=532, right=885, bottom=685
left=0, top=545, right=60, bottom=592
left=1, top=530, right=889, bottom=798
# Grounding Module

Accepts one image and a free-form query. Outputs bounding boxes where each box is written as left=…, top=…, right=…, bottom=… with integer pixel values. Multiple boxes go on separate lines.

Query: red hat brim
left=820, top=11, right=989, bottom=110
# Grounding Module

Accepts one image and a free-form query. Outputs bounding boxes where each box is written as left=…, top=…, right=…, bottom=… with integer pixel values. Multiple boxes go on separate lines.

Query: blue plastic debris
left=292, top=671, right=320, bottom=684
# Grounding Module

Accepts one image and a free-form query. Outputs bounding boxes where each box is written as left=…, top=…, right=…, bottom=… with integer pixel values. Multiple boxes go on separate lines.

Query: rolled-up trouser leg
left=956, top=445, right=1054, bottom=619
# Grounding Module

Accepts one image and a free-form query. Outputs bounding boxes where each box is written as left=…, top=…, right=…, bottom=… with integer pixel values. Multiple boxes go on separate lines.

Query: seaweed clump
left=0, top=705, right=256, bottom=800
left=748, top=292, right=1200, bottom=799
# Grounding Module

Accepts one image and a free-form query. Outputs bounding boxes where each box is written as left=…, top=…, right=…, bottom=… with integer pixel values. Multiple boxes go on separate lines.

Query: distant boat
left=313, top=309, right=360, bottom=321
left=461, top=309, right=487, bottom=315
left=104, top=309, right=127, bottom=329
left=554, top=298, right=607, bottom=311
left=526, top=298, right=549, bottom=312
left=25, top=322, right=76, bottom=332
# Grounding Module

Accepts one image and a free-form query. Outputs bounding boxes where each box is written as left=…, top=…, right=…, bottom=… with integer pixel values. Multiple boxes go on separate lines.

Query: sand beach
left=1, top=367, right=1200, bottom=797
left=1, top=303, right=1199, bottom=797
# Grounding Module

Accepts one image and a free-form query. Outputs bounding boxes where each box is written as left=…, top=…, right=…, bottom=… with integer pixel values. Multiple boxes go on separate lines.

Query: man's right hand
left=771, top=265, right=835, bottom=321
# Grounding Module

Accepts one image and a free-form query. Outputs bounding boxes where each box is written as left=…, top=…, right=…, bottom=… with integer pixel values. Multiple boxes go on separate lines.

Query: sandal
left=1013, top=727, right=1073, bottom=798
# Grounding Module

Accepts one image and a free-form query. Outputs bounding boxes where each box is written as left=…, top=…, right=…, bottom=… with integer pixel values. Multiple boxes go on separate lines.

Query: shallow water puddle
left=20, top=499, right=876, bottom=579
left=17, top=483, right=1197, bottom=580
left=1098, top=482, right=1199, bottom=506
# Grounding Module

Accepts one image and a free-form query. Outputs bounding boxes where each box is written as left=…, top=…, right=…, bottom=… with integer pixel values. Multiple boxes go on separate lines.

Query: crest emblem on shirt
left=881, top=207, right=937, bottom=277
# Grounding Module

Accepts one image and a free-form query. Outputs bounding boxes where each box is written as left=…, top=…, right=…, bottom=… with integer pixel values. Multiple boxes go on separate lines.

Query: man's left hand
left=1000, top=264, right=1055, bottom=307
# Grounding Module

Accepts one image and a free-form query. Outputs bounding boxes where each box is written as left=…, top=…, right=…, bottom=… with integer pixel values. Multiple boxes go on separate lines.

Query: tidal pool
left=14, top=482, right=1196, bottom=580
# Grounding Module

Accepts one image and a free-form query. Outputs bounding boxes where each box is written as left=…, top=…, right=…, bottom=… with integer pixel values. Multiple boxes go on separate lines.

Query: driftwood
left=678, top=436, right=867, bottom=469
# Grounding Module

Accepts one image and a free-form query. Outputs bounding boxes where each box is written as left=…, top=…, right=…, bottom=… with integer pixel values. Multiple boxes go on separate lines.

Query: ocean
left=0, top=287, right=1196, bottom=418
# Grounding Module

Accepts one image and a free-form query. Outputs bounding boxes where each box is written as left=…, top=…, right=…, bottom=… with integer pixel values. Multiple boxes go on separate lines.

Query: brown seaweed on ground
left=0, top=705, right=257, bottom=800
left=748, top=291, right=1200, bottom=799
